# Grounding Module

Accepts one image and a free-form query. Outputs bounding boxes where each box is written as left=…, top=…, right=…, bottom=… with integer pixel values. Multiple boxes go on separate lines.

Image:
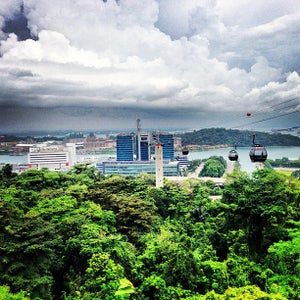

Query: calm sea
left=1, top=146, right=299, bottom=173
left=188, top=146, right=300, bottom=173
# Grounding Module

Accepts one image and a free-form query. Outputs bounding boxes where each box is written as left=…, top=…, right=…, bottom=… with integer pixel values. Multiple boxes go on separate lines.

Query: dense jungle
left=0, top=162, right=299, bottom=299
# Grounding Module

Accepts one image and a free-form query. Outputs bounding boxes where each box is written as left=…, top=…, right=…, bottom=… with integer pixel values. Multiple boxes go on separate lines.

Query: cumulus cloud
left=0, top=0, right=299, bottom=131
left=0, top=0, right=22, bottom=22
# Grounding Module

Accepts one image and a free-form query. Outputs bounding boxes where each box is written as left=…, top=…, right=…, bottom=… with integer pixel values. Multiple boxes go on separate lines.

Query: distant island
left=1, top=128, right=300, bottom=155
left=178, top=128, right=300, bottom=147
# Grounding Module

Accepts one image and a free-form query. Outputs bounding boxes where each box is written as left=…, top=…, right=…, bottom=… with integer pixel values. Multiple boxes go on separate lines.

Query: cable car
left=182, top=147, right=189, bottom=155
left=249, top=135, right=268, bottom=162
left=228, top=145, right=238, bottom=161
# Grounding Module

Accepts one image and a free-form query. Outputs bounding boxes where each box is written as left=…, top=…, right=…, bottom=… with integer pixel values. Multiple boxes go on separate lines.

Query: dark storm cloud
left=0, top=105, right=233, bottom=133
left=9, top=68, right=33, bottom=77
left=2, top=4, right=36, bottom=41
left=0, top=0, right=299, bottom=132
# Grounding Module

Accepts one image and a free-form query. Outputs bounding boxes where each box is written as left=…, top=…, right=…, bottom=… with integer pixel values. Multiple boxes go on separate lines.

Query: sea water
left=0, top=146, right=299, bottom=173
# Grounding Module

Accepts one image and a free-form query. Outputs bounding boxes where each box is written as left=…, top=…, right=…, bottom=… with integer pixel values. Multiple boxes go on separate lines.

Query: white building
left=28, top=143, right=76, bottom=171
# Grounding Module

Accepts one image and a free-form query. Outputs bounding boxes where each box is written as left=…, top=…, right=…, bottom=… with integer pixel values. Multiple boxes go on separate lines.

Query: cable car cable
left=251, top=96, right=300, bottom=115
left=227, top=96, right=300, bottom=163
left=230, top=96, right=299, bottom=128
left=230, top=96, right=300, bottom=129
left=249, top=102, right=300, bottom=121
left=236, top=108, right=300, bottom=129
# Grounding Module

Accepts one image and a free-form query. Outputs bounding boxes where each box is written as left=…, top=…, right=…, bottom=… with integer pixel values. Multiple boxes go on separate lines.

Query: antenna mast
left=137, top=118, right=141, bottom=134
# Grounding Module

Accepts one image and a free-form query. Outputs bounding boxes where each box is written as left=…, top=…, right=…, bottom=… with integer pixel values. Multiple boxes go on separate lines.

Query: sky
left=0, top=0, right=300, bottom=133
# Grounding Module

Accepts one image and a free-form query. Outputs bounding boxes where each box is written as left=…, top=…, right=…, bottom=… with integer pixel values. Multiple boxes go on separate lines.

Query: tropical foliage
left=0, top=164, right=299, bottom=299
left=268, top=157, right=300, bottom=168
left=187, top=159, right=202, bottom=173
left=178, top=128, right=300, bottom=146
left=200, top=156, right=227, bottom=177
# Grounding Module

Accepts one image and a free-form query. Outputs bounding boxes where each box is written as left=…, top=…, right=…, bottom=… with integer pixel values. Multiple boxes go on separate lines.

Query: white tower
left=155, top=143, right=164, bottom=188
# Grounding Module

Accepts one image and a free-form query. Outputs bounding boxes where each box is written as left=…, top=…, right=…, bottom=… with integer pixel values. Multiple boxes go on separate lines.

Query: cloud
left=0, top=0, right=22, bottom=21
left=0, top=0, right=299, bottom=132
left=245, top=72, right=300, bottom=103
left=216, top=0, right=300, bottom=27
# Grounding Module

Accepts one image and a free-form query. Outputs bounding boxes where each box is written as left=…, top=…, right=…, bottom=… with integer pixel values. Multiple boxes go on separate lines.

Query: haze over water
left=1, top=146, right=299, bottom=174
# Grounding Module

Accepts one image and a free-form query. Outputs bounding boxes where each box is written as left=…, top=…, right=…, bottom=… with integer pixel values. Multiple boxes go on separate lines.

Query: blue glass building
left=116, top=134, right=134, bottom=161
left=98, top=161, right=179, bottom=176
left=136, top=133, right=150, bottom=161
left=157, top=133, right=174, bottom=161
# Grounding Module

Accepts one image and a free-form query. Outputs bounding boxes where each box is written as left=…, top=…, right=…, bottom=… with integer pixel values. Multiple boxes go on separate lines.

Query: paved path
left=166, top=161, right=235, bottom=183
left=189, top=163, right=204, bottom=178
left=224, top=161, right=234, bottom=175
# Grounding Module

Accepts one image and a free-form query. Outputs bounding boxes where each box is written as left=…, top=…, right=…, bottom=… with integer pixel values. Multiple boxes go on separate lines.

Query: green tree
left=0, top=187, right=41, bottom=213
left=139, top=225, right=202, bottom=291
left=200, top=156, right=226, bottom=178
left=65, top=253, right=125, bottom=300
left=189, top=285, right=287, bottom=299
left=88, top=177, right=157, bottom=242
left=1, top=163, right=299, bottom=299
left=225, top=254, right=263, bottom=288
left=188, top=159, right=202, bottom=173
left=0, top=209, right=62, bottom=300
left=178, top=127, right=300, bottom=147
left=0, top=285, right=29, bottom=300
left=0, top=164, right=17, bottom=187
left=91, top=175, right=148, bottom=196
left=71, top=163, right=103, bottom=184
left=138, top=275, right=168, bottom=300
left=0, top=164, right=15, bottom=178
left=111, top=194, right=157, bottom=242
left=222, top=169, right=300, bottom=260
left=291, top=169, right=300, bottom=179
left=265, top=221, right=300, bottom=299
left=198, top=260, right=229, bottom=294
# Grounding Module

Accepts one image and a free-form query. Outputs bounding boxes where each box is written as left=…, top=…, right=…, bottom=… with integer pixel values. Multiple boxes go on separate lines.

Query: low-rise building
left=97, top=160, right=179, bottom=176
left=175, top=154, right=189, bottom=170
left=28, top=143, right=76, bottom=171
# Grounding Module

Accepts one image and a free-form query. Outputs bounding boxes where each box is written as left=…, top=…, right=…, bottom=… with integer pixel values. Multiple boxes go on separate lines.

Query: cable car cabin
left=228, top=149, right=238, bottom=161
left=182, top=147, right=189, bottom=155
left=249, top=134, right=268, bottom=163
left=249, top=145, right=268, bottom=162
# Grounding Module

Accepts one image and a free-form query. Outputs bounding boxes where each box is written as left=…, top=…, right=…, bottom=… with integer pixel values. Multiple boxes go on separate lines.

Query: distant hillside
left=177, top=128, right=300, bottom=147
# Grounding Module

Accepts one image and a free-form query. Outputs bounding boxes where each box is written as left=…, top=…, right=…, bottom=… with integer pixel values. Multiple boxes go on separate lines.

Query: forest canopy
left=178, top=128, right=300, bottom=146
left=0, top=164, right=299, bottom=299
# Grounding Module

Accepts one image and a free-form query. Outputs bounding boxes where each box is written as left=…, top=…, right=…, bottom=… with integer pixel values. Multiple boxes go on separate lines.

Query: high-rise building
left=116, top=134, right=134, bottom=161
left=135, top=118, right=150, bottom=161
left=136, top=132, right=151, bottom=161
left=157, top=133, right=174, bottom=161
